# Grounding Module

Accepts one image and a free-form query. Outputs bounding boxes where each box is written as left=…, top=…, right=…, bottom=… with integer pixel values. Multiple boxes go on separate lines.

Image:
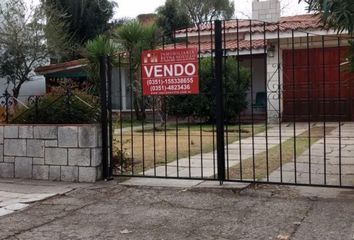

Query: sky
left=25, top=0, right=308, bottom=19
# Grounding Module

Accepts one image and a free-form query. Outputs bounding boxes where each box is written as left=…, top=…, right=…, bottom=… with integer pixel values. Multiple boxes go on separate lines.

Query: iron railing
left=0, top=85, right=99, bottom=124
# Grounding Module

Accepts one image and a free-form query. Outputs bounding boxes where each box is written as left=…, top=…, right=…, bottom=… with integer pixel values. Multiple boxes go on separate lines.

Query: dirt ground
left=1, top=179, right=354, bottom=240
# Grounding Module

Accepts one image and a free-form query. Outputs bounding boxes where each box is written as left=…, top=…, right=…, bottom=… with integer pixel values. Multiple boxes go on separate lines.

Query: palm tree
left=84, top=35, right=119, bottom=95
left=114, top=21, right=159, bottom=120
left=300, top=0, right=353, bottom=33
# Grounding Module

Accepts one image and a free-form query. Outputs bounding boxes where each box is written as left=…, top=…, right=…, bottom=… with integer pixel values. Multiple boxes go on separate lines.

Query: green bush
left=11, top=91, right=100, bottom=124
left=167, top=57, right=250, bottom=122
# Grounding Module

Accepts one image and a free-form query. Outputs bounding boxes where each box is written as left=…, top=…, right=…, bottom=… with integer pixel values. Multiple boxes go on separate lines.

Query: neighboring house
left=34, top=59, right=133, bottom=111
left=0, top=0, right=46, bottom=104
left=35, top=59, right=89, bottom=92
left=0, top=77, right=46, bottom=102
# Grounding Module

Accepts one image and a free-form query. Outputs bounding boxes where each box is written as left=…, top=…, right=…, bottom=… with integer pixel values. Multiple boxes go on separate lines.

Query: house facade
left=35, top=0, right=353, bottom=123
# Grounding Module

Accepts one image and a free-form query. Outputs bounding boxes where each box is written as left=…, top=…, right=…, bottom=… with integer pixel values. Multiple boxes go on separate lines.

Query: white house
left=172, top=0, right=353, bottom=122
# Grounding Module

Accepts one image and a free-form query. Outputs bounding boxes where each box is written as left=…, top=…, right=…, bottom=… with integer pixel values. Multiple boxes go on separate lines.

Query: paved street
left=0, top=178, right=354, bottom=240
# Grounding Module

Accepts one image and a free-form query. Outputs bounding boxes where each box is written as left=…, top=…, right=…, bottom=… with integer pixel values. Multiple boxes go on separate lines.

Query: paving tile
left=266, top=124, right=354, bottom=186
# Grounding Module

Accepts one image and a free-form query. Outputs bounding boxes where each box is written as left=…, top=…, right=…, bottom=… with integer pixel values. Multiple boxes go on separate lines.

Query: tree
left=156, top=0, right=191, bottom=39
left=156, top=0, right=234, bottom=34
left=114, top=21, right=160, bottom=120
left=167, top=58, right=250, bottom=123
left=84, top=35, right=119, bottom=95
left=42, top=0, right=117, bottom=59
left=300, top=0, right=354, bottom=33
left=349, top=40, right=354, bottom=72
left=0, top=0, right=50, bottom=99
left=41, top=1, right=74, bottom=63
left=180, top=0, right=235, bottom=24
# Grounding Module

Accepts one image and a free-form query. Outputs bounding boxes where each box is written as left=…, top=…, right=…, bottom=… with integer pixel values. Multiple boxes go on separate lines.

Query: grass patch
left=113, top=123, right=265, bottom=174
left=228, top=126, right=336, bottom=181
left=113, top=119, right=148, bottom=129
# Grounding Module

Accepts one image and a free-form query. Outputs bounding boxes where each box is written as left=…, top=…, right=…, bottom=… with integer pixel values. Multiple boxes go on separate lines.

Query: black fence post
left=5, top=91, right=9, bottom=123
left=107, top=56, right=114, bottom=178
left=35, top=97, right=39, bottom=123
left=99, top=56, right=110, bottom=180
left=65, top=83, right=72, bottom=118
left=214, top=20, right=226, bottom=184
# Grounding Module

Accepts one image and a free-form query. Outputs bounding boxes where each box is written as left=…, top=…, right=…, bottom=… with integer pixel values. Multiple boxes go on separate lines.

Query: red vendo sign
left=141, top=48, right=199, bottom=96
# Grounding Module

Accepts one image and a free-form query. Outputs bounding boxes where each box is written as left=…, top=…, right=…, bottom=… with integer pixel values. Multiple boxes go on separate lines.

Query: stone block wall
left=0, top=125, right=102, bottom=182
left=252, top=0, right=281, bottom=23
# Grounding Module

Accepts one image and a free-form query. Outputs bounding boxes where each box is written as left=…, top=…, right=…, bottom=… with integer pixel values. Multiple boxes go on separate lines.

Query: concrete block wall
left=0, top=125, right=102, bottom=182
left=252, top=0, right=281, bottom=23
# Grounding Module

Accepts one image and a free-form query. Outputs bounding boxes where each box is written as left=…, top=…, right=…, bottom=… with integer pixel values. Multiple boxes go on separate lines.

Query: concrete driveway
left=269, top=122, right=354, bottom=186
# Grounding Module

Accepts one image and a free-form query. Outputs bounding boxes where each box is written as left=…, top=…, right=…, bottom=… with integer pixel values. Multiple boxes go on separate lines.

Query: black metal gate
left=100, top=18, right=354, bottom=188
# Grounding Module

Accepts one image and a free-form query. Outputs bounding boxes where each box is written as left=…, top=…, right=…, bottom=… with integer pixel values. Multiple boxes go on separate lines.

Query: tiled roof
left=176, top=14, right=324, bottom=34
left=35, top=15, right=326, bottom=72
left=35, top=59, right=88, bottom=75
left=163, top=39, right=266, bottom=53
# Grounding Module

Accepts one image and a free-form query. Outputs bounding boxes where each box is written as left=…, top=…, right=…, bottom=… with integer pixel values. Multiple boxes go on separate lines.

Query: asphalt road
left=0, top=180, right=354, bottom=240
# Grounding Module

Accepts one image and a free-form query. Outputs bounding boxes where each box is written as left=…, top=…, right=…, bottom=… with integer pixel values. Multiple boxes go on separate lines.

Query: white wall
left=266, top=42, right=282, bottom=123
left=240, top=57, right=267, bottom=114
left=0, top=76, right=46, bottom=106
left=112, top=67, right=131, bottom=111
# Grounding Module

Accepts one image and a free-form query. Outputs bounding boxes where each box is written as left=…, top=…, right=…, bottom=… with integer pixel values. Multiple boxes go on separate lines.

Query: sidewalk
left=0, top=179, right=353, bottom=240
left=0, top=179, right=90, bottom=217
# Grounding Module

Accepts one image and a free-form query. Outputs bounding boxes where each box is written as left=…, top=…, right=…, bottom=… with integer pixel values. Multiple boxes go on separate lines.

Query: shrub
left=10, top=91, right=100, bottom=124
left=167, top=57, right=250, bottom=122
